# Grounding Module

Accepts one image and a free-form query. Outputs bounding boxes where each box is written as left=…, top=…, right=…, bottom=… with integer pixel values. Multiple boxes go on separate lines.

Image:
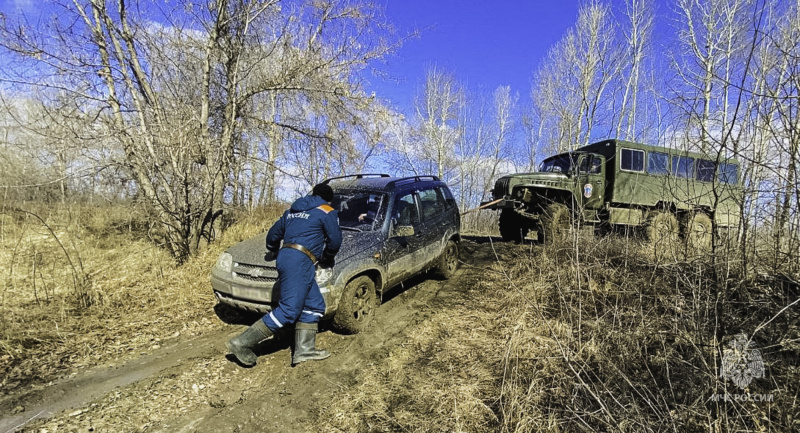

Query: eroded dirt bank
left=1, top=237, right=511, bottom=433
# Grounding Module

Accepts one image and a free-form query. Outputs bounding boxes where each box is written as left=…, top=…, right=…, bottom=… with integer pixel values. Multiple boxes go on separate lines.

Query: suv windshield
left=331, top=191, right=388, bottom=231
left=539, top=154, right=578, bottom=175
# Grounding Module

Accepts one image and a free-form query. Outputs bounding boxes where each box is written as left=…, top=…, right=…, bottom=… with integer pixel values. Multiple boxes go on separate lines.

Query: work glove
left=264, top=250, right=278, bottom=262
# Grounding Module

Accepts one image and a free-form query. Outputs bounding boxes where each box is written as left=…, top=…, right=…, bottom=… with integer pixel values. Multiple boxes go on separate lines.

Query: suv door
left=383, top=190, right=425, bottom=287
left=417, top=186, right=449, bottom=258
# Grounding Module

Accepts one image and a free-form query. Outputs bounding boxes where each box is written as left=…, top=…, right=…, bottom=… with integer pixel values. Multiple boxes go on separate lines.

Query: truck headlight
left=315, top=267, right=333, bottom=286
left=215, top=252, right=233, bottom=273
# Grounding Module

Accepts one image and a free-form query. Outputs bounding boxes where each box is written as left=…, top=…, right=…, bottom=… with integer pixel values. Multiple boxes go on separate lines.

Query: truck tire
left=332, top=275, right=377, bottom=334
left=499, top=209, right=528, bottom=243
left=684, top=212, right=712, bottom=252
left=540, top=203, right=572, bottom=244
left=435, top=239, right=459, bottom=279
left=646, top=210, right=679, bottom=247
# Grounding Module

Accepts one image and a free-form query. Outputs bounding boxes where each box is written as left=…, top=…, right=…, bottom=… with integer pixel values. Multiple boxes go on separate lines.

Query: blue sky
left=370, top=0, right=673, bottom=112
left=371, top=0, right=582, bottom=109
left=0, top=0, right=672, bottom=113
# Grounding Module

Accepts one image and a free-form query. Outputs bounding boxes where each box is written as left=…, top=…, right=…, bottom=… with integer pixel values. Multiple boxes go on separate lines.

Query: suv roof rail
left=322, top=173, right=391, bottom=184
left=386, top=175, right=441, bottom=189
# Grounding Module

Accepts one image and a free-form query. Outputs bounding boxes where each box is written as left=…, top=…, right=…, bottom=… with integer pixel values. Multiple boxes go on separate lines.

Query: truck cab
left=486, top=151, right=606, bottom=242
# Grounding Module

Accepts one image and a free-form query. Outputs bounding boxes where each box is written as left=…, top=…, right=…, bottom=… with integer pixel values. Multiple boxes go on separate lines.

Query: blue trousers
left=262, top=248, right=325, bottom=332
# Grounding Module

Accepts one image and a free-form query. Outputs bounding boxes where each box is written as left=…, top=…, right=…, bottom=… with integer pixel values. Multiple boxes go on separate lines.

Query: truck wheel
left=646, top=210, right=679, bottom=246
left=332, top=275, right=377, bottom=334
left=684, top=212, right=712, bottom=252
left=499, top=209, right=528, bottom=243
left=540, top=203, right=572, bottom=244
left=435, top=239, right=459, bottom=279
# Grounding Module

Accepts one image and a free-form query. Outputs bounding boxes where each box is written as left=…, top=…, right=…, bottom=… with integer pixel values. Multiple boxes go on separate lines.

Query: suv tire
left=435, top=239, right=459, bottom=279
left=332, top=275, right=377, bottom=334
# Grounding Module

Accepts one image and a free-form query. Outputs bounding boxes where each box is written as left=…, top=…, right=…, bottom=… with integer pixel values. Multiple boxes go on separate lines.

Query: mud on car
left=211, top=174, right=461, bottom=333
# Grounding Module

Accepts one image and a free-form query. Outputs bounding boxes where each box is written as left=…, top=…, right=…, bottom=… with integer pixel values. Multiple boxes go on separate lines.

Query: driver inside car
left=358, top=195, right=381, bottom=224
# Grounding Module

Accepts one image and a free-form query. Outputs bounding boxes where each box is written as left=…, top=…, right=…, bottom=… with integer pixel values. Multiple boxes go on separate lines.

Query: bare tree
left=415, top=67, right=463, bottom=180
left=615, top=0, right=654, bottom=140
left=0, top=0, right=394, bottom=260
left=673, top=0, right=756, bottom=153
left=482, top=86, right=517, bottom=201
left=531, top=1, right=621, bottom=153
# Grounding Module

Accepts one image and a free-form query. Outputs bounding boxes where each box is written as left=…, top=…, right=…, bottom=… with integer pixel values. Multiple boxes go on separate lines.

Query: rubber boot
left=292, top=322, right=330, bottom=365
left=226, top=319, right=272, bottom=366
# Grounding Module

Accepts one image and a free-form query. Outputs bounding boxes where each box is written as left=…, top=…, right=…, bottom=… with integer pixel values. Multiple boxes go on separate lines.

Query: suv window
left=418, top=187, right=446, bottom=221
left=393, top=192, right=419, bottom=226
left=331, top=191, right=387, bottom=230
left=438, top=186, right=457, bottom=209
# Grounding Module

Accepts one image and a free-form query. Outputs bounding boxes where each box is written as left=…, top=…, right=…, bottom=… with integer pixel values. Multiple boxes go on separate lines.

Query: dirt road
left=0, top=237, right=513, bottom=433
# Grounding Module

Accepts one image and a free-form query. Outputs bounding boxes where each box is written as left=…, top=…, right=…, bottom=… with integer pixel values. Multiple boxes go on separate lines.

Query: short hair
left=312, top=183, right=334, bottom=202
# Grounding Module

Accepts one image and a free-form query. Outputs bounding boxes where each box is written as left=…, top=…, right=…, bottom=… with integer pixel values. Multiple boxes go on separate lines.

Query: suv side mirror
left=393, top=225, right=415, bottom=237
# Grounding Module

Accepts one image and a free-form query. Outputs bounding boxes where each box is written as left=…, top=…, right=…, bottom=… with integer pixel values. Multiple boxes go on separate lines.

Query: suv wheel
left=435, top=240, right=459, bottom=279
left=333, top=275, right=377, bottom=334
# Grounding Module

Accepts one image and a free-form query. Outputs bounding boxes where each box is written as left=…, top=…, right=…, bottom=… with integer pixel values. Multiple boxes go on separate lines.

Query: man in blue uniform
left=227, top=183, right=342, bottom=367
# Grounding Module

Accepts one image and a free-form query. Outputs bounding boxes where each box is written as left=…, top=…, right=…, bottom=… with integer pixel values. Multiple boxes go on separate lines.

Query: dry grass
left=318, top=231, right=800, bottom=432
left=0, top=201, right=285, bottom=393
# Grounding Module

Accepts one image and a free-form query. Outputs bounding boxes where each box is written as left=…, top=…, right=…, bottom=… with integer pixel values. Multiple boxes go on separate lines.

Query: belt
left=281, top=243, right=317, bottom=263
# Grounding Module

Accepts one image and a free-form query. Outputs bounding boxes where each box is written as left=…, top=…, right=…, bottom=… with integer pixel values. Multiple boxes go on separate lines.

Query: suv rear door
left=417, top=186, right=451, bottom=258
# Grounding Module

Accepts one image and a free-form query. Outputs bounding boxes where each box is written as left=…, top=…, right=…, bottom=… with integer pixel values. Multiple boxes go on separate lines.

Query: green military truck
left=484, top=139, right=742, bottom=245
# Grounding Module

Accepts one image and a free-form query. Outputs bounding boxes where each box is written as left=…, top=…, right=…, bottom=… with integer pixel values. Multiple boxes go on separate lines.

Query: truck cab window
left=540, top=154, right=577, bottom=174
left=579, top=155, right=602, bottom=174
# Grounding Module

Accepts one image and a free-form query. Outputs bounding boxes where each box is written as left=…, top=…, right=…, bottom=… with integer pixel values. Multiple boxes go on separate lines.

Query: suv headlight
left=215, top=252, right=233, bottom=273
left=315, top=267, right=333, bottom=286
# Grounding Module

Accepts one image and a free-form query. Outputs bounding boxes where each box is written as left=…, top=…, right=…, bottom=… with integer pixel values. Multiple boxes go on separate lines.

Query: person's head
left=312, top=183, right=334, bottom=203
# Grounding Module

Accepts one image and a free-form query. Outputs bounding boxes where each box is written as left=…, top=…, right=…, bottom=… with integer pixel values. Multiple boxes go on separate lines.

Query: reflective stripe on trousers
left=261, top=248, right=326, bottom=332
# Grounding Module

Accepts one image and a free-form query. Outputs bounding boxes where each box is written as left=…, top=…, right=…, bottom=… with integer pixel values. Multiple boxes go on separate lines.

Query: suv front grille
left=233, top=263, right=278, bottom=283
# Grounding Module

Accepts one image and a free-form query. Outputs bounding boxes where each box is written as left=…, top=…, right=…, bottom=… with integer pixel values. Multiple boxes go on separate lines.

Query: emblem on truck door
left=583, top=183, right=593, bottom=198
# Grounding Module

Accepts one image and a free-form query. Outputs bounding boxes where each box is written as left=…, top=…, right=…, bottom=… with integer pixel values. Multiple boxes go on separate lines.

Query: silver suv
left=211, top=174, right=461, bottom=333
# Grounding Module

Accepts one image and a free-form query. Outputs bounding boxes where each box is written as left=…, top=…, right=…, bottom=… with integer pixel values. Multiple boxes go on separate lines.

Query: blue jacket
left=266, top=195, right=342, bottom=260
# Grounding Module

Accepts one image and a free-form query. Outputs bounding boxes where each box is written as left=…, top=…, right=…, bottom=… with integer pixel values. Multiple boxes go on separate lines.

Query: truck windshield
left=539, top=154, right=578, bottom=175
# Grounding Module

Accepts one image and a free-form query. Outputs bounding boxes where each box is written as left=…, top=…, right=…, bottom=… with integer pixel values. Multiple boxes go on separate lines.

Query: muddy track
left=0, top=237, right=518, bottom=433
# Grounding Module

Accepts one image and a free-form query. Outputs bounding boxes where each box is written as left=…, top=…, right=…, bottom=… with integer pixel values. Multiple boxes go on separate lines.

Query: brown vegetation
left=319, top=232, right=800, bottom=432
left=0, top=202, right=284, bottom=394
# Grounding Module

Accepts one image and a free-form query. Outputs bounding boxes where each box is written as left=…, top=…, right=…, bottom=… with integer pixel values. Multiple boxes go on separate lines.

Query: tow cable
left=460, top=199, right=502, bottom=216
